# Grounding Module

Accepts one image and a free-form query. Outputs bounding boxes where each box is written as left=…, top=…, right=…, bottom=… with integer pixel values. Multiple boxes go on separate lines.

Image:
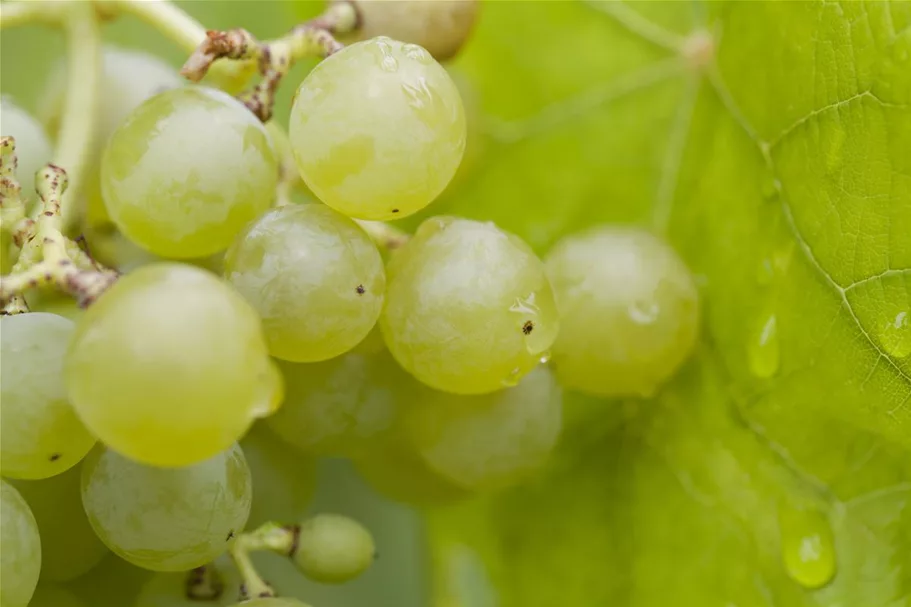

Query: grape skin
left=380, top=217, right=559, bottom=395
left=292, top=514, right=375, bottom=584
left=80, top=445, right=252, bottom=572
left=100, top=86, right=277, bottom=258
left=0, top=480, right=41, bottom=607
left=0, top=97, right=52, bottom=207
left=10, top=462, right=109, bottom=582
left=224, top=203, right=385, bottom=363
left=545, top=226, right=699, bottom=397
left=289, top=37, right=466, bottom=221
left=404, top=366, right=563, bottom=491
left=0, top=313, right=96, bottom=479
left=65, top=263, right=280, bottom=468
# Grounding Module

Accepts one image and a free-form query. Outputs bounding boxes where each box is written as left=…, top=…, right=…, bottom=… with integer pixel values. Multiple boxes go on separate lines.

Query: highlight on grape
left=0, top=1, right=704, bottom=605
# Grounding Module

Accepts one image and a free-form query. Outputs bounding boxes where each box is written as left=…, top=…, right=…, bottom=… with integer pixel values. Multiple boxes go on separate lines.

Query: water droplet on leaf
left=779, top=505, right=836, bottom=589
left=501, top=368, right=521, bottom=387
left=748, top=311, right=779, bottom=378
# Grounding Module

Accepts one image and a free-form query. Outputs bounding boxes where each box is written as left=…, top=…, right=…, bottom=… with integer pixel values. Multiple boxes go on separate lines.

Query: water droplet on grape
left=501, top=368, right=521, bottom=387
left=748, top=311, right=779, bottom=378
left=402, top=43, right=431, bottom=63
left=374, top=37, right=399, bottom=72
left=539, top=351, right=551, bottom=364
left=628, top=300, right=660, bottom=325
left=779, top=505, right=836, bottom=589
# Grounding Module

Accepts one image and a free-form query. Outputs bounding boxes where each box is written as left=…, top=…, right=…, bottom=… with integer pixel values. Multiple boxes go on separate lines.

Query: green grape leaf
left=425, top=1, right=911, bottom=605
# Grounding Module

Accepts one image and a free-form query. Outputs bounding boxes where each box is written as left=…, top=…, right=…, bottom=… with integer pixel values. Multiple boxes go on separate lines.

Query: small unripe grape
left=545, top=226, right=700, bottom=397
left=342, top=0, right=479, bottom=60
left=291, top=514, right=375, bottom=583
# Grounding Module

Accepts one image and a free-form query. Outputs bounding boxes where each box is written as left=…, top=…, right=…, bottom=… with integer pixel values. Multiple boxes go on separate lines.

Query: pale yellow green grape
left=380, top=217, right=559, bottom=394
left=292, top=514, right=375, bottom=584
left=81, top=445, right=252, bottom=572
left=67, top=553, right=151, bottom=607
left=134, top=556, right=239, bottom=607
left=265, top=332, right=415, bottom=456
left=0, top=97, right=52, bottom=207
left=100, top=86, right=277, bottom=258
left=23, top=584, right=86, bottom=607
left=545, top=226, right=700, bottom=397
left=289, top=37, right=466, bottom=220
left=342, top=0, right=479, bottom=60
left=241, top=424, right=317, bottom=528
left=225, top=203, right=385, bottom=362
left=0, top=480, right=41, bottom=607
left=404, top=366, right=562, bottom=491
left=10, top=463, right=108, bottom=581
left=65, top=263, right=280, bottom=467
left=0, top=313, right=96, bottom=479
left=41, top=46, right=184, bottom=226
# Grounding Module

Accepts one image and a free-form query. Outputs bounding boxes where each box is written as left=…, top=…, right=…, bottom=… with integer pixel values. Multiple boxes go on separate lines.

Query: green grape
left=100, top=86, right=277, bottom=258
left=134, top=556, right=240, bottom=607
left=404, top=366, right=562, bottom=491
left=265, top=332, right=415, bottom=457
left=41, top=46, right=184, bottom=226
left=241, top=423, right=316, bottom=528
left=545, top=226, right=700, bottom=397
left=0, top=480, right=41, bottom=607
left=343, top=0, right=479, bottom=60
left=0, top=97, right=52, bottom=206
left=224, top=203, right=385, bottom=362
left=228, top=599, right=311, bottom=607
left=380, top=216, right=559, bottom=394
left=65, top=263, right=280, bottom=467
left=24, top=290, right=84, bottom=322
left=80, top=445, right=252, bottom=572
left=67, top=552, right=152, bottom=607
left=289, top=37, right=466, bottom=221
left=0, top=313, right=96, bottom=479
left=10, top=463, right=108, bottom=581
left=291, top=514, right=375, bottom=584
left=24, top=583, right=86, bottom=607
left=354, top=438, right=469, bottom=506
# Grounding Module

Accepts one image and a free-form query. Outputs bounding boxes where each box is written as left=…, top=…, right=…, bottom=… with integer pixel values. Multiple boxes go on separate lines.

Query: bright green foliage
left=224, top=203, right=385, bottom=362
left=0, top=480, right=41, bottom=607
left=65, top=263, right=279, bottom=467
left=0, top=97, right=52, bottom=206
left=381, top=216, right=559, bottom=395
left=0, top=313, right=96, bottom=479
left=289, top=37, right=466, bottom=220
left=422, top=1, right=911, bottom=606
left=80, top=445, right=251, bottom=572
left=545, top=226, right=699, bottom=397
left=292, top=514, right=376, bottom=584
left=100, top=86, right=277, bottom=258
left=10, top=463, right=109, bottom=581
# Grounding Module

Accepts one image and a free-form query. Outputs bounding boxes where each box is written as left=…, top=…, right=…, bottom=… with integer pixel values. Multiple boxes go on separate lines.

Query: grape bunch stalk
left=0, top=1, right=700, bottom=606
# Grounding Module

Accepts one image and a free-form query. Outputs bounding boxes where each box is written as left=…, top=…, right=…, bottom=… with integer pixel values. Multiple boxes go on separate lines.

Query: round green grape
left=380, top=216, right=559, bottom=394
left=41, top=46, right=184, bottom=226
left=10, top=462, right=108, bottom=581
left=266, top=331, right=415, bottom=457
left=0, top=313, right=96, bottom=479
left=81, top=445, right=251, bottom=572
left=292, top=514, right=375, bottom=584
left=224, top=203, right=385, bottom=362
left=66, top=552, right=151, bottom=607
left=241, top=423, right=316, bottom=528
left=134, top=556, right=239, bottom=607
left=0, top=97, right=52, bottom=207
left=404, top=366, right=563, bottom=491
left=100, top=86, right=277, bottom=258
left=289, top=36, right=466, bottom=220
left=65, top=263, right=280, bottom=467
left=342, top=0, right=479, bottom=60
left=545, top=226, right=699, bottom=397
left=0, top=480, right=41, bottom=607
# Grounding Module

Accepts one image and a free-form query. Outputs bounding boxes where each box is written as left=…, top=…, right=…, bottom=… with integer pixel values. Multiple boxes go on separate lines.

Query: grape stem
left=0, top=141, right=117, bottom=313
left=0, top=1, right=66, bottom=29
left=228, top=522, right=296, bottom=600
left=179, top=1, right=358, bottom=121
left=355, top=220, right=411, bottom=251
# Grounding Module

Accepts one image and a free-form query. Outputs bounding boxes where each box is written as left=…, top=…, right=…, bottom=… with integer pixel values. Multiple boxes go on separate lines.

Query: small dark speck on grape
left=391, top=208, right=399, bottom=213
left=226, top=530, right=235, bottom=541
left=522, top=321, right=534, bottom=335
left=49, top=453, right=62, bottom=461
left=356, top=284, right=366, bottom=295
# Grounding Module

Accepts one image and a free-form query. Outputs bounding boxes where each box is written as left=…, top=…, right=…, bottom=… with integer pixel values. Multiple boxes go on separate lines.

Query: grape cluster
left=0, top=2, right=700, bottom=605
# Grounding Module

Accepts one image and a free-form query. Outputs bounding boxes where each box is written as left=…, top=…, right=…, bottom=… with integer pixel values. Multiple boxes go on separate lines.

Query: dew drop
left=779, top=506, right=836, bottom=589
left=748, top=311, right=779, bottom=378
left=628, top=300, right=660, bottom=325
left=374, top=37, right=399, bottom=72
left=402, top=43, right=431, bottom=63
left=539, top=351, right=551, bottom=364
left=501, top=368, right=521, bottom=387
left=882, top=310, right=910, bottom=358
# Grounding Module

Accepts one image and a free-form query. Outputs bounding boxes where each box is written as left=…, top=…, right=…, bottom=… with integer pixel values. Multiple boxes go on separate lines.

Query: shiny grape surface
left=292, top=514, right=375, bottom=583
left=10, top=463, right=109, bottom=581
left=225, top=203, right=385, bottom=362
left=289, top=37, right=466, bottom=220
left=0, top=313, right=96, bottom=479
left=65, top=263, right=280, bottom=467
left=0, top=480, right=41, bottom=607
left=380, top=217, right=559, bottom=394
left=100, top=86, right=277, bottom=258
left=545, top=226, right=699, bottom=397
left=80, top=445, right=252, bottom=572
left=0, top=97, right=52, bottom=206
